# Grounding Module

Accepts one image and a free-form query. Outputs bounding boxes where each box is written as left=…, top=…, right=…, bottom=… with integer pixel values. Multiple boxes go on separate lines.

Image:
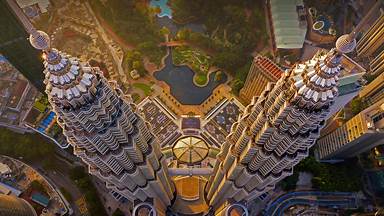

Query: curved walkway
left=264, top=191, right=358, bottom=216
left=1, top=155, right=73, bottom=215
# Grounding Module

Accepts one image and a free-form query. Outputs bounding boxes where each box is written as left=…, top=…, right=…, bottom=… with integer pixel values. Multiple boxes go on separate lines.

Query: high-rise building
left=205, top=34, right=357, bottom=210
left=359, top=69, right=384, bottom=105
left=0, top=1, right=44, bottom=91
left=0, top=194, right=37, bottom=216
left=316, top=97, right=384, bottom=161
left=37, top=40, right=174, bottom=210
left=356, top=12, right=384, bottom=58
left=354, top=3, right=384, bottom=107
left=239, top=55, right=283, bottom=104
left=7, top=0, right=175, bottom=211
left=369, top=48, right=384, bottom=76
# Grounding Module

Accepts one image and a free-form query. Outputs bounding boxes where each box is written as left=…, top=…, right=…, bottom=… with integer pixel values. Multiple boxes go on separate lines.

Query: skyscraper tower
left=356, top=9, right=384, bottom=58
left=38, top=39, right=174, bottom=209
left=205, top=34, right=358, bottom=210
left=0, top=194, right=37, bottom=216
left=7, top=0, right=175, bottom=210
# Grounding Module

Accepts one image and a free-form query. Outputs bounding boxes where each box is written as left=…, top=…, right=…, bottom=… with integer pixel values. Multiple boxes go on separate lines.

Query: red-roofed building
left=240, top=55, right=284, bottom=104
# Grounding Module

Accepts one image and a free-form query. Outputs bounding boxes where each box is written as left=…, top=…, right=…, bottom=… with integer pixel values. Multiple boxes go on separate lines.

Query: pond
left=150, top=0, right=172, bottom=18
left=150, top=0, right=205, bottom=37
left=154, top=49, right=227, bottom=105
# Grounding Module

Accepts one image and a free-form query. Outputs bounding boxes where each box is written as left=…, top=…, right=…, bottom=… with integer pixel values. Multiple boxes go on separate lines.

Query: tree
left=0, top=127, right=55, bottom=163
left=132, top=61, right=141, bottom=70
left=176, top=28, right=191, bottom=40
left=350, top=97, right=366, bottom=115
left=214, top=71, right=224, bottom=82
left=280, top=171, right=299, bottom=191
left=30, top=180, right=47, bottom=194
left=152, top=6, right=161, bottom=16
left=160, top=26, right=170, bottom=36
left=132, top=60, right=145, bottom=76
left=231, top=79, right=244, bottom=94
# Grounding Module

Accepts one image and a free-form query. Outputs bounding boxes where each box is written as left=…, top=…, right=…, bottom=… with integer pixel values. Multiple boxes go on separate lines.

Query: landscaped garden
left=169, top=0, right=268, bottom=94
left=280, top=156, right=363, bottom=192
left=89, top=0, right=167, bottom=65
left=194, top=73, right=208, bottom=86
left=172, top=45, right=213, bottom=86
left=132, top=83, right=153, bottom=96
left=172, top=46, right=211, bottom=74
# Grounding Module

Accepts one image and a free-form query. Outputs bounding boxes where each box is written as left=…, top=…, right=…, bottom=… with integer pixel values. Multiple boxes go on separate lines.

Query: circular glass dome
left=173, top=136, right=209, bottom=164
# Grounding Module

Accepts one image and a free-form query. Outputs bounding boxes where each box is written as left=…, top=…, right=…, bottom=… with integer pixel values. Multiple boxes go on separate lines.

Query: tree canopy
left=0, top=127, right=55, bottom=162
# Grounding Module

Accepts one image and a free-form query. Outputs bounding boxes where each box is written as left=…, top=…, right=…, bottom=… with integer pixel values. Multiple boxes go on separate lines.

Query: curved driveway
left=264, top=191, right=358, bottom=216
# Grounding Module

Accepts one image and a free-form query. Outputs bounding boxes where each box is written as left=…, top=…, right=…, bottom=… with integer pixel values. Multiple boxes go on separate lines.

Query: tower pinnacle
left=29, top=30, right=50, bottom=51
left=336, top=0, right=383, bottom=54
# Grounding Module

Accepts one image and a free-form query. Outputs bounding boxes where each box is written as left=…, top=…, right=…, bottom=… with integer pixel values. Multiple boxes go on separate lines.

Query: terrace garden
left=172, top=46, right=212, bottom=86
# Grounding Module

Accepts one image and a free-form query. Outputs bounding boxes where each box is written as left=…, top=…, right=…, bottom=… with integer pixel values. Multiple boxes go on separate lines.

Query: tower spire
left=6, top=0, right=50, bottom=51
left=336, top=0, right=383, bottom=54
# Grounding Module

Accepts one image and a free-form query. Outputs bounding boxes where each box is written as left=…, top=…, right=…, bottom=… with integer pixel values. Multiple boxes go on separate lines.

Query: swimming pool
left=317, top=15, right=331, bottom=31
left=150, top=0, right=172, bottom=18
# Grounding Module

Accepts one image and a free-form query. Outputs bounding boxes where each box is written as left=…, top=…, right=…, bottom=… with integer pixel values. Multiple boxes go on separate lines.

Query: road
left=264, top=191, right=358, bottom=216
left=1, top=155, right=75, bottom=216
left=32, top=158, right=82, bottom=216
left=84, top=2, right=128, bottom=84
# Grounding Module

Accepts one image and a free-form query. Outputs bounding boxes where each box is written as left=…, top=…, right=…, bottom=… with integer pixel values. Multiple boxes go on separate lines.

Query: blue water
left=156, top=16, right=206, bottom=37
left=0, top=55, right=8, bottom=63
left=154, top=49, right=227, bottom=105
left=317, top=15, right=331, bottom=30
left=150, top=0, right=172, bottom=18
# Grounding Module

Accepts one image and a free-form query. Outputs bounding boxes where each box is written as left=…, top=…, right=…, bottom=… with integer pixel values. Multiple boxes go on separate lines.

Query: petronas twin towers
left=29, top=23, right=356, bottom=215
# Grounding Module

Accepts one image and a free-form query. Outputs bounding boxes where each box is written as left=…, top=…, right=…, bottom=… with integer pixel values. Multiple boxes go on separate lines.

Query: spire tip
left=29, top=30, right=50, bottom=51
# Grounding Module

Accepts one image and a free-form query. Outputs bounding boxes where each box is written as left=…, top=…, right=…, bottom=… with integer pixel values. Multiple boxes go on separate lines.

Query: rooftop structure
left=138, top=97, right=181, bottom=147
left=359, top=69, right=384, bottom=105
left=0, top=182, right=22, bottom=197
left=0, top=163, right=11, bottom=176
left=268, top=0, right=307, bottom=50
left=16, top=0, right=50, bottom=17
left=0, top=194, right=37, bottom=216
left=203, top=99, right=244, bottom=147
left=173, top=136, right=209, bottom=165
left=0, top=55, right=38, bottom=132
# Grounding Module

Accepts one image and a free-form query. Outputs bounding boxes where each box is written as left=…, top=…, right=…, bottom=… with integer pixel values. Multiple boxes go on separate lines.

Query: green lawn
left=132, top=83, right=152, bottom=96
left=194, top=73, right=208, bottom=86
left=173, top=46, right=211, bottom=74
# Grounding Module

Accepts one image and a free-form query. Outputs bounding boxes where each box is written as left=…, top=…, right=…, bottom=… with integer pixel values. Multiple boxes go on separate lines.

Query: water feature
left=150, top=0, right=205, bottom=36
left=154, top=49, right=227, bottom=105
left=150, top=0, right=172, bottom=18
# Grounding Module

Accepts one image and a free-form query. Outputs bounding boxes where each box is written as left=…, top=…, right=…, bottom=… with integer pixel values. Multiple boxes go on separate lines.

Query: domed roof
left=173, top=136, right=209, bottom=164
left=29, top=31, right=50, bottom=50
left=336, top=34, right=356, bottom=54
